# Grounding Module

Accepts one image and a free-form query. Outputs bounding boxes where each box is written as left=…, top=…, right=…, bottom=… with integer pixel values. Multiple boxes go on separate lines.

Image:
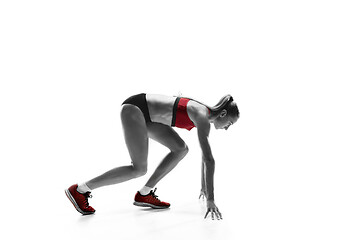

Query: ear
left=220, top=109, right=227, bottom=118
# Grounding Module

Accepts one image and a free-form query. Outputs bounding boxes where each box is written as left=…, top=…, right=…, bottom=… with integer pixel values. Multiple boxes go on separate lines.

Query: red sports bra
left=173, top=98, right=196, bottom=131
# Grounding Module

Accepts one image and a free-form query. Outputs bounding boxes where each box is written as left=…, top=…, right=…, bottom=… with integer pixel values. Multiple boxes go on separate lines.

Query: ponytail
left=208, top=94, right=233, bottom=115
left=187, top=94, right=235, bottom=117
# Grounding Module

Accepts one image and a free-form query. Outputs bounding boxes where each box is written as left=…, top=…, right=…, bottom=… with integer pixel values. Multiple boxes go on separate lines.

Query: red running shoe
left=134, top=188, right=170, bottom=209
left=65, top=184, right=95, bottom=215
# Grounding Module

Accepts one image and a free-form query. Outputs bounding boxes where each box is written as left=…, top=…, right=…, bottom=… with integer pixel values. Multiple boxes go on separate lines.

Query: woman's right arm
left=196, top=118, right=221, bottom=219
left=190, top=103, right=222, bottom=219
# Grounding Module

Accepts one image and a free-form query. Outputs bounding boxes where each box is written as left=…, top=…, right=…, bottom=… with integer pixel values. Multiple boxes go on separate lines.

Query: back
left=146, top=94, right=177, bottom=126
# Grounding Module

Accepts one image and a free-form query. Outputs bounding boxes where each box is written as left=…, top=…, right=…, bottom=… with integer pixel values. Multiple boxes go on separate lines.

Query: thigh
left=121, top=104, right=149, bottom=168
left=146, top=122, right=187, bottom=152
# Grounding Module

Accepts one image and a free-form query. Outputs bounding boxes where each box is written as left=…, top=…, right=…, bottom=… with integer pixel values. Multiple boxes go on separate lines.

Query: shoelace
left=83, top=192, right=92, bottom=207
left=149, top=188, right=160, bottom=202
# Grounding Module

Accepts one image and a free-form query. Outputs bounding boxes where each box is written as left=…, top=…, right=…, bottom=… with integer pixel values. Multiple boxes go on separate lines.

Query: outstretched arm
left=197, top=120, right=222, bottom=220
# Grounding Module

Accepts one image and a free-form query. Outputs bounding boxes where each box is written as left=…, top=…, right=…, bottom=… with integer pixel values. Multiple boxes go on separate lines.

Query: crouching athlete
left=65, top=93, right=239, bottom=220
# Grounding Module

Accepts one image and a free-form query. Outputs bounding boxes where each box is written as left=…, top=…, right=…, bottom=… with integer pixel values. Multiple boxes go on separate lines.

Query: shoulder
left=187, top=100, right=210, bottom=131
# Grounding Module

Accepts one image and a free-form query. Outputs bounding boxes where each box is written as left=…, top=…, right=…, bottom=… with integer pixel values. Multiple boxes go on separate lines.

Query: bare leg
left=144, top=122, right=188, bottom=188
left=86, top=104, right=149, bottom=190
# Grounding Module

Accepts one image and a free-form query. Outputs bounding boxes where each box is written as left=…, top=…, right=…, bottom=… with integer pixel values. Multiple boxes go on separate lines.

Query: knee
left=174, top=144, right=189, bottom=158
left=133, top=165, right=147, bottom=177
left=183, top=144, right=189, bottom=155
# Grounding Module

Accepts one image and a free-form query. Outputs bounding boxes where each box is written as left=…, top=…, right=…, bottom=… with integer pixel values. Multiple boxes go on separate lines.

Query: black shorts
left=122, top=93, right=151, bottom=123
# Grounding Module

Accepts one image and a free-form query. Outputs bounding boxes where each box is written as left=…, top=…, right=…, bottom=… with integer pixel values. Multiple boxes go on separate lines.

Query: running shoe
left=65, top=184, right=95, bottom=215
left=133, top=188, right=170, bottom=209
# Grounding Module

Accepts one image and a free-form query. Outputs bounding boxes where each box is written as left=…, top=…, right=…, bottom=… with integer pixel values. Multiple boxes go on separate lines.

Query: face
left=213, top=110, right=238, bottom=130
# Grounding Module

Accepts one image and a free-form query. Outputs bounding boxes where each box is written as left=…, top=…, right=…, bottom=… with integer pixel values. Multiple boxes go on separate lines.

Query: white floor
left=61, top=197, right=233, bottom=240
left=4, top=178, right=358, bottom=240
left=16, top=185, right=236, bottom=240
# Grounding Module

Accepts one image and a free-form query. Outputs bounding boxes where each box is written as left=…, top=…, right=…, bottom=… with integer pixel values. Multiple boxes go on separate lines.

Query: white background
left=1, top=1, right=359, bottom=239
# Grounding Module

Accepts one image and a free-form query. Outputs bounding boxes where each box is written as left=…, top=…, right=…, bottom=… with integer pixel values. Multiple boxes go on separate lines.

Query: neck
left=208, top=113, right=217, bottom=123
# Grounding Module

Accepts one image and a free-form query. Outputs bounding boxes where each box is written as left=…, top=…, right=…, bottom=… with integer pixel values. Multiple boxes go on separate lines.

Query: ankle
left=77, top=182, right=92, bottom=194
left=139, top=186, right=153, bottom=195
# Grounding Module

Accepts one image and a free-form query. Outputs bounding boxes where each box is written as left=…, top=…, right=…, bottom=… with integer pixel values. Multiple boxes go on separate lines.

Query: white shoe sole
left=133, top=201, right=170, bottom=209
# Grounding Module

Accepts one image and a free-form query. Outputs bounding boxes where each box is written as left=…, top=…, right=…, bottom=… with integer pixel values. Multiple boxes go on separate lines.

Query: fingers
left=215, top=208, right=222, bottom=220
left=204, top=209, right=210, bottom=219
left=218, top=210, right=223, bottom=220
left=199, top=191, right=206, bottom=200
left=204, top=208, right=223, bottom=220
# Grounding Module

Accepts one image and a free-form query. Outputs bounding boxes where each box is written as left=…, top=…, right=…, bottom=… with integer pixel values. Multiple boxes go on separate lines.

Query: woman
left=65, top=93, right=239, bottom=220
